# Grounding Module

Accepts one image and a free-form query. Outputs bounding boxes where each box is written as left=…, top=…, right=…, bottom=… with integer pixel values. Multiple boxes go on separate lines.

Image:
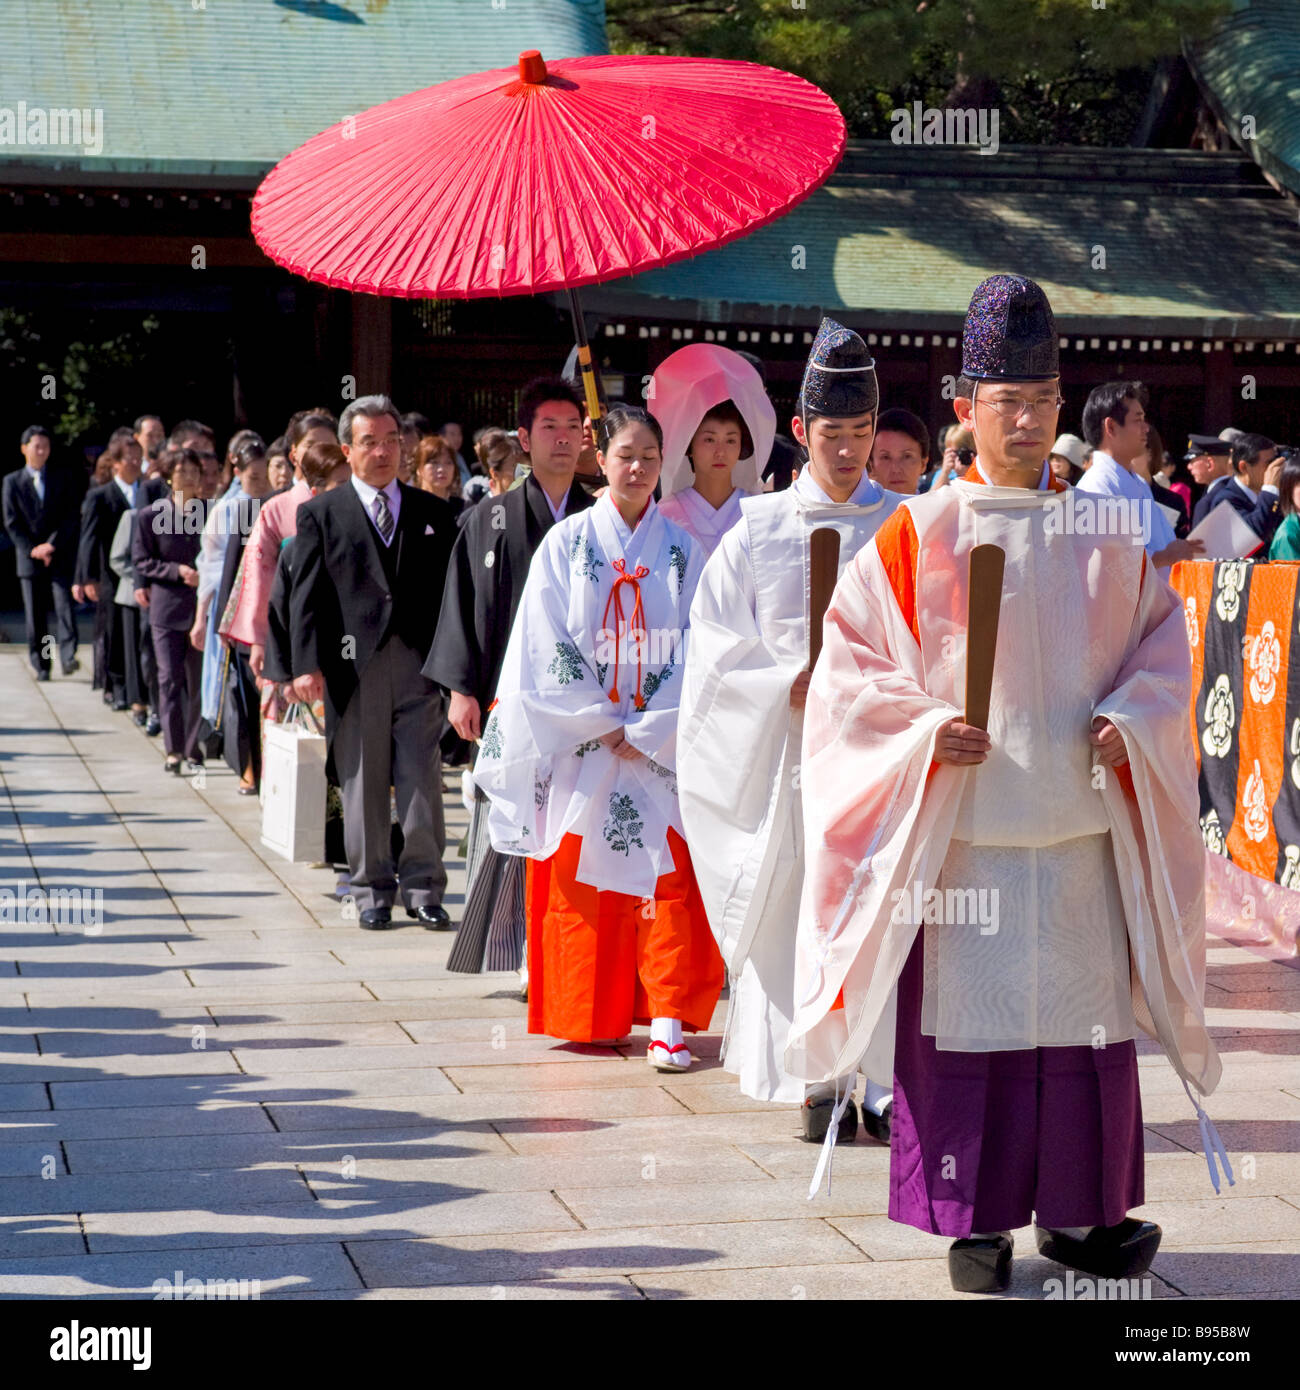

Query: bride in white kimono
left=652, top=343, right=775, bottom=557
left=474, top=405, right=725, bottom=1068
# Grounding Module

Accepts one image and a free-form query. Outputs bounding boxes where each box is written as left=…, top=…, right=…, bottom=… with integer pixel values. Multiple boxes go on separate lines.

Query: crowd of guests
left=2, top=367, right=1295, bottom=934
left=1, top=409, right=521, bottom=776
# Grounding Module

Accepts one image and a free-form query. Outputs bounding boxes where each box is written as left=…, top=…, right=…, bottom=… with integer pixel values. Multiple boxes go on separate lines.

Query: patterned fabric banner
left=1172, top=559, right=1300, bottom=957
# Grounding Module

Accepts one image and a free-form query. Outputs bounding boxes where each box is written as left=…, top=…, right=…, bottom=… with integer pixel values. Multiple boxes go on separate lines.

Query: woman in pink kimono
left=651, top=344, right=775, bottom=558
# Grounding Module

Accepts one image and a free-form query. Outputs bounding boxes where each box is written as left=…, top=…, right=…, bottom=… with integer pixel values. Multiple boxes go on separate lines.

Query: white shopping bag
left=260, top=706, right=327, bottom=863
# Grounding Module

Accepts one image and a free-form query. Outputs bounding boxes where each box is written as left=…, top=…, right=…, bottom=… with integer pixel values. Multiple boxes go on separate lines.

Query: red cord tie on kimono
left=601, top=558, right=650, bottom=710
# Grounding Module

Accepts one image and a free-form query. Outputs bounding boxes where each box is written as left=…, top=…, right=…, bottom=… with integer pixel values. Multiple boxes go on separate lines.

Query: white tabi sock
left=862, top=1078, right=893, bottom=1116
left=650, top=1017, right=683, bottom=1049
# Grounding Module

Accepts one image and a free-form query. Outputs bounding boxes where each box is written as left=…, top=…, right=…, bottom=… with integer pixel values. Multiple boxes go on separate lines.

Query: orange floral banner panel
left=1172, top=559, right=1215, bottom=769
left=1175, top=559, right=1300, bottom=889
left=1267, top=569, right=1300, bottom=888
left=1230, top=564, right=1292, bottom=878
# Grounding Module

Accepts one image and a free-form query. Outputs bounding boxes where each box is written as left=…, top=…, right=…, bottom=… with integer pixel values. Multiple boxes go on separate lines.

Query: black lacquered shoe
left=948, top=1234, right=1013, bottom=1293
left=800, top=1096, right=858, bottom=1145
left=408, top=904, right=452, bottom=930
left=860, top=1100, right=892, bottom=1145
left=1034, top=1219, right=1162, bottom=1279
left=359, top=908, right=394, bottom=930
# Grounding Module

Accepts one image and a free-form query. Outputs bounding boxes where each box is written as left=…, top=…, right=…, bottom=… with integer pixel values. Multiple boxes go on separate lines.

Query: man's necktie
left=373, top=491, right=394, bottom=544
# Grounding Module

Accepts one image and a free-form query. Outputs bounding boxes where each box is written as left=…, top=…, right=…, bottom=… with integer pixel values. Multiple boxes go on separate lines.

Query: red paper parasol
left=252, top=51, right=845, bottom=420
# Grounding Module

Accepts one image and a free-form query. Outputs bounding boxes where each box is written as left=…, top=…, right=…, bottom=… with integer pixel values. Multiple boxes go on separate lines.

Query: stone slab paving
left=1, top=648, right=1298, bottom=1300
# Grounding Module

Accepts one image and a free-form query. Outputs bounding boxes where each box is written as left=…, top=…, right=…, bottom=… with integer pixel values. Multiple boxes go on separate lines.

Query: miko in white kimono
left=786, top=276, right=1228, bottom=1293
left=678, top=318, right=901, bottom=1142
left=474, top=405, right=725, bottom=1069
left=650, top=343, right=775, bottom=557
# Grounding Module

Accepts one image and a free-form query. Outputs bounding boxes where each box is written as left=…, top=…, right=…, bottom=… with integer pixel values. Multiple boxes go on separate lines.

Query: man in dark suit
left=2, top=426, right=81, bottom=680
left=1191, top=432, right=1282, bottom=547
left=1188, top=435, right=1236, bottom=528
left=76, top=431, right=167, bottom=710
left=289, top=396, right=457, bottom=930
left=132, top=447, right=207, bottom=773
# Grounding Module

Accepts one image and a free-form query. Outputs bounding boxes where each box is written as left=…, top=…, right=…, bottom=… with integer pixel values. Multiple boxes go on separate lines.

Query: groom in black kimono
left=425, top=376, right=594, bottom=976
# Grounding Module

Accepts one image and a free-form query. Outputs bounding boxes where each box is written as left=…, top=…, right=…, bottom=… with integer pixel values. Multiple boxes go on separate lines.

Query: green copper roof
left=582, top=143, right=1300, bottom=338
left=1187, top=0, right=1300, bottom=199
left=0, top=0, right=608, bottom=180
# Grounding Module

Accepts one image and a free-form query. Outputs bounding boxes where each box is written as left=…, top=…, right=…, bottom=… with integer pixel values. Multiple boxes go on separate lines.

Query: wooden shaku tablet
left=808, top=526, right=841, bottom=672
left=964, top=543, right=1005, bottom=732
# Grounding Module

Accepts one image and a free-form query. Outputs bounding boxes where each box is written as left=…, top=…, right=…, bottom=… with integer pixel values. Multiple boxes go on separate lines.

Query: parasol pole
left=517, top=50, right=606, bottom=428
left=567, top=286, right=607, bottom=427
left=516, top=51, right=607, bottom=429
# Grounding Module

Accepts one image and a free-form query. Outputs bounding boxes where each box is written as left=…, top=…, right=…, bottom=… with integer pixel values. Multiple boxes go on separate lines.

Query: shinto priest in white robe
left=651, top=343, right=776, bottom=558
left=474, top=491, right=706, bottom=897
left=677, top=467, right=902, bottom=1101
left=784, top=465, right=1224, bottom=1152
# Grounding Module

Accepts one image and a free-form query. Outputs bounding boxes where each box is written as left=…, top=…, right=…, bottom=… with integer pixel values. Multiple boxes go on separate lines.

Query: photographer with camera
left=1194, top=431, right=1283, bottom=547
left=922, top=423, right=974, bottom=491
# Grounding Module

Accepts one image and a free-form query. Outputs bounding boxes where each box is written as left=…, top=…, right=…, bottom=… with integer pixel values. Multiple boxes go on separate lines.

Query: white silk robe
left=677, top=470, right=901, bottom=1100
left=474, top=493, right=705, bottom=898
left=785, top=471, right=1222, bottom=1109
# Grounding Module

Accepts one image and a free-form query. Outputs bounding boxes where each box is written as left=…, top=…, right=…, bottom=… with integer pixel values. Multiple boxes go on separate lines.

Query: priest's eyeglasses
left=977, top=392, right=1065, bottom=419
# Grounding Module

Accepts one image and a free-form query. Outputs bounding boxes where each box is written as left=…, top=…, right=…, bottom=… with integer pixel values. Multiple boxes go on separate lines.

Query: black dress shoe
left=860, top=1100, right=892, bottom=1145
left=948, top=1234, right=1013, bottom=1293
left=35, top=669, right=50, bottom=682
left=62, top=658, right=80, bottom=675
left=407, top=904, right=452, bottom=930
left=184, top=759, right=204, bottom=776
left=800, top=1095, right=859, bottom=1145
left=132, top=709, right=148, bottom=727
left=1034, top=1219, right=1162, bottom=1279
left=359, top=908, right=395, bottom=930
left=164, top=758, right=182, bottom=775
left=112, top=698, right=129, bottom=712
left=145, top=714, right=162, bottom=737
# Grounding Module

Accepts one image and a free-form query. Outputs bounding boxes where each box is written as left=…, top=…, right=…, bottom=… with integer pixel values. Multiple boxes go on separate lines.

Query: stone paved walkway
left=1, top=648, right=1298, bottom=1300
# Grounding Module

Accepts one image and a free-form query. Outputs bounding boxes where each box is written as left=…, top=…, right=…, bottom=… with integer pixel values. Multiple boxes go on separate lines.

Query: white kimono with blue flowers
left=473, top=493, right=705, bottom=898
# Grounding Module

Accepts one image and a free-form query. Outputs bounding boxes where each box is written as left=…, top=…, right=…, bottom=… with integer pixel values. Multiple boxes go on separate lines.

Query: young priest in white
left=678, top=318, right=901, bottom=1141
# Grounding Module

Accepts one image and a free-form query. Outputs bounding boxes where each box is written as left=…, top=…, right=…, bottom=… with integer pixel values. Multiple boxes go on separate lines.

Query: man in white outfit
left=678, top=318, right=900, bottom=1142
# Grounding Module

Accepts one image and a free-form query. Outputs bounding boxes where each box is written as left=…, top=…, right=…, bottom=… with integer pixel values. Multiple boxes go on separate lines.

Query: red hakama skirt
left=525, top=827, right=724, bottom=1043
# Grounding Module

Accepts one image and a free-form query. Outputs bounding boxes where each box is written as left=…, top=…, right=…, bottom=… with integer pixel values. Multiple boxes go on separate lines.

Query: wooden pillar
left=1203, top=345, right=1233, bottom=433
left=928, top=338, right=956, bottom=449
left=350, top=293, right=393, bottom=399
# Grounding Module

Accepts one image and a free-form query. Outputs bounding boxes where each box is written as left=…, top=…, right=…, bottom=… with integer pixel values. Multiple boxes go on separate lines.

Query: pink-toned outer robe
left=220, top=479, right=311, bottom=649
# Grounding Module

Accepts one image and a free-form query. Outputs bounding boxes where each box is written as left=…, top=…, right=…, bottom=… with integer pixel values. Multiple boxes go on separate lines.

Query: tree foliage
left=0, top=309, right=161, bottom=447
left=606, top=0, right=1231, bottom=144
